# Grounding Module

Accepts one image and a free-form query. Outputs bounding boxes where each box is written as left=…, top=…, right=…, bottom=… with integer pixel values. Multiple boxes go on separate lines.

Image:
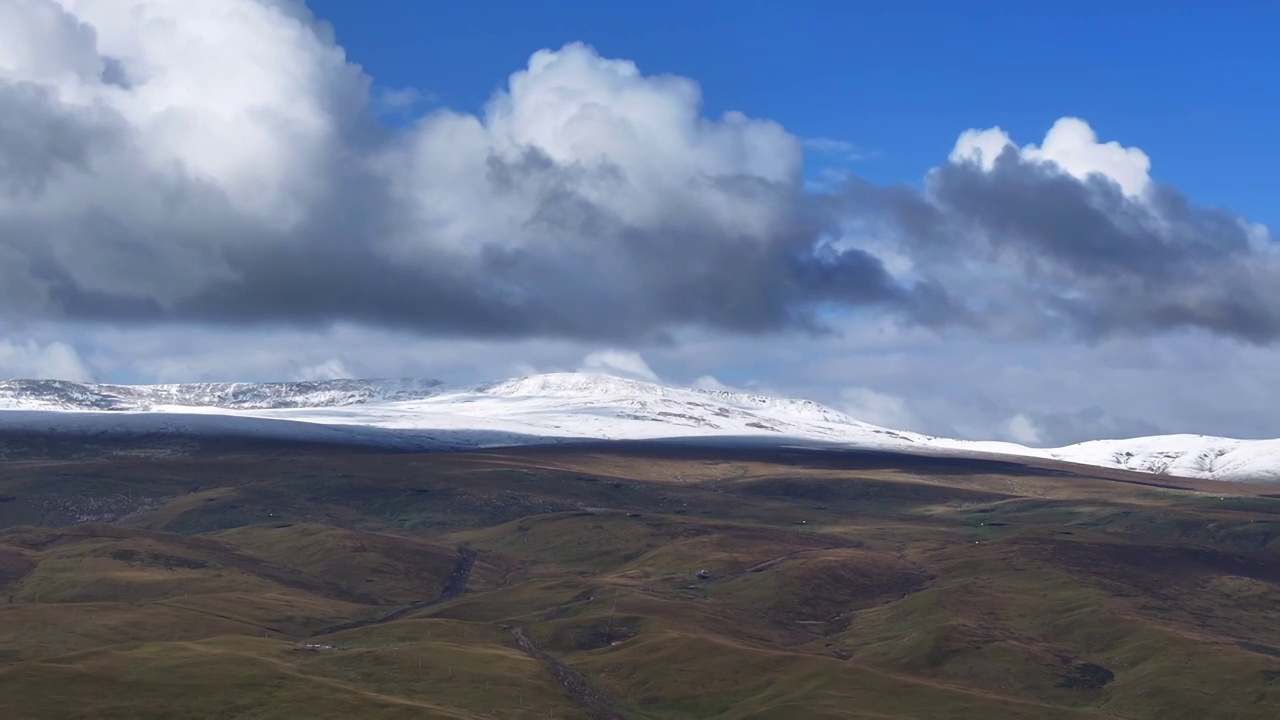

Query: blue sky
left=309, top=0, right=1278, bottom=224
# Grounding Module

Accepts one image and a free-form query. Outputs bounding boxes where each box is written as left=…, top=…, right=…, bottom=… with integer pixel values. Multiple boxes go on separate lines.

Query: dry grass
left=0, top=442, right=1277, bottom=718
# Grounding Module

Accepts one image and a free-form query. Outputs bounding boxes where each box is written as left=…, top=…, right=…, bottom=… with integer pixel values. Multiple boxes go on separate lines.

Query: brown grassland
left=1, top=437, right=1278, bottom=718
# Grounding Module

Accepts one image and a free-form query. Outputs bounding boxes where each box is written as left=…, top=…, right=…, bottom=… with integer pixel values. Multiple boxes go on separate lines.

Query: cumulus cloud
left=842, top=118, right=1279, bottom=342
left=950, top=117, right=1151, bottom=197
left=2, top=1, right=1273, bottom=349
left=0, top=1, right=930, bottom=340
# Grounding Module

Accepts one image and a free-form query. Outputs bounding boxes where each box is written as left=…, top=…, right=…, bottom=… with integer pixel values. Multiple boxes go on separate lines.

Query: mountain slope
left=0, top=373, right=1276, bottom=483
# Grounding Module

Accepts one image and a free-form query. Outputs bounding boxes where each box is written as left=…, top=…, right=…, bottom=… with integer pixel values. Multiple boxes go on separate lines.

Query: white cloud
left=291, top=358, right=352, bottom=382
left=383, top=41, right=801, bottom=264
left=511, top=362, right=542, bottom=378
left=0, top=0, right=101, bottom=85
left=1003, top=413, right=1043, bottom=445
left=950, top=117, right=1151, bottom=197
left=948, top=127, right=1014, bottom=171
left=0, top=0, right=367, bottom=308
left=43, top=0, right=358, bottom=222
left=1245, top=220, right=1275, bottom=253
left=803, top=137, right=866, bottom=161
left=0, top=5, right=817, bottom=333
left=374, top=86, right=433, bottom=114
left=0, top=336, right=93, bottom=381
left=579, top=349, right=659, bottom=382
left=839, top=387, right=918, bottom=430
left=692, top=374, right=732, bottom=391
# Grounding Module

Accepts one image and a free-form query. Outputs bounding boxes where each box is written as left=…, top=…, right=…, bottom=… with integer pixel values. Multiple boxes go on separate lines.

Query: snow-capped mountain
left=1047, top=435, right=1280, bottom=484
left=0, top=378, right=445, bottom=411
left=0, top=372, right=1276, bottom=483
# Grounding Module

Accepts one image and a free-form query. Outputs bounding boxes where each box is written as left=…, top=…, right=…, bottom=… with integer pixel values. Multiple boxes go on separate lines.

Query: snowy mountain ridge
left=476, top=374, right=870, bottom=428
left=0, top=372, right=1276, bottom=483
left=0, top=373, right=874, bottom=431
left=0, top=378, right=446, bottom=411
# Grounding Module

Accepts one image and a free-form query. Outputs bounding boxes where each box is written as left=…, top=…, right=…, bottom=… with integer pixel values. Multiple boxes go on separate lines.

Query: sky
left=1, top=0, right=1278, bottom=447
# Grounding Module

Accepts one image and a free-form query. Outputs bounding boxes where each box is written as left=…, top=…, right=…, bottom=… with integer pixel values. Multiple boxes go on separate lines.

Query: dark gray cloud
left=841, top=146, right=1279, bottom=343
left=8, top=142, right=931, bottom=341
left=0, top=81, right=116, bottom=196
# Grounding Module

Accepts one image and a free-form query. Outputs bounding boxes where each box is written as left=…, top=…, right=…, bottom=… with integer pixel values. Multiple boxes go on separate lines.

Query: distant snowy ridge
left=475, top=374, right=877, bottom=430
left=0, top=378, right=445, bottom=411
left=1047, top=435, right=1280, bottom=484
left=0, top=372, right=1276, bottom=483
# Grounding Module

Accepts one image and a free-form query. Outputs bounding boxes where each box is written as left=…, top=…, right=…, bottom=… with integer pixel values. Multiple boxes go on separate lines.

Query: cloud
left=3, top=2, right=1272, bottom=349
left=373, top=86, right=434, bottom=116
left=0, top=3, right=929, bottom=341
left=839, top=387, right=919, bottom=430
left=0, top=336, right=93, bottom=381
left=842, top=118, right=1279, bottom=343
left=692, top=374, right=732, bottom=391
left=11, top=316, right=1277, bottom=447
left=803, top=137, right=867, bottom=162
left=950, top=117, right=1151, bottom=197
left=579, top=349, right=659, bottom=382
left=1003, top=413, right=1042, bottom=444
left=67, top=322, right=593, bottom=384
left=292, top=358, right=353, bottom=382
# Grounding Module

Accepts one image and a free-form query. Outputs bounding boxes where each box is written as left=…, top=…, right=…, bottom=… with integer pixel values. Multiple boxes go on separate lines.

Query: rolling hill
left=1, top=440, right=1277, bottom=719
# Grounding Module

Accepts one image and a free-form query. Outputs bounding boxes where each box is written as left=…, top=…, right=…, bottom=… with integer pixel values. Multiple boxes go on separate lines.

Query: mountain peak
left=479, top=372, right=682, bottom=398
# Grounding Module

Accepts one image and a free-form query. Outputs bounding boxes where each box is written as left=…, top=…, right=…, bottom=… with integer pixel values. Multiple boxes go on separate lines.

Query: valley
left=1, top=439, right=1277, bottom=718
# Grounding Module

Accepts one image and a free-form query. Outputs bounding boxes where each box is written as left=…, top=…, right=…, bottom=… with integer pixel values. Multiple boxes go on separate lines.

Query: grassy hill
left=1, top=441, right=1277, bottom=718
